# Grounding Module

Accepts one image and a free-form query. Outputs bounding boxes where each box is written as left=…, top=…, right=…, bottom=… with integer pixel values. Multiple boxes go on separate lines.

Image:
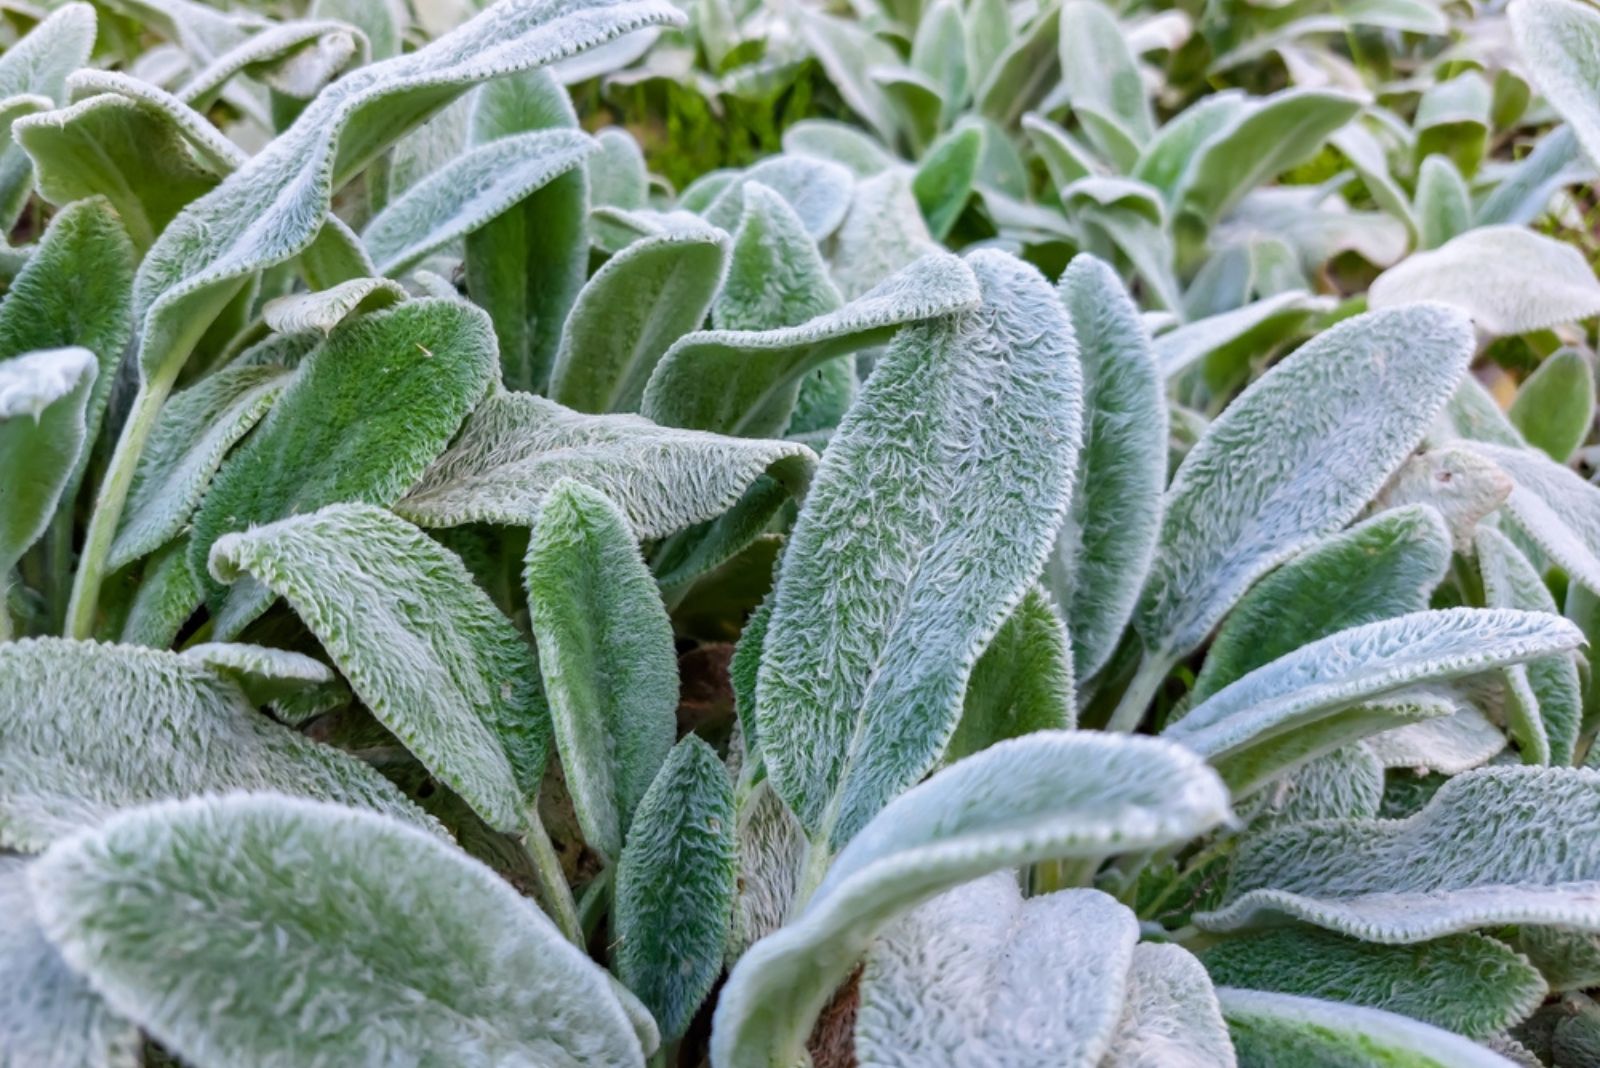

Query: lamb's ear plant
left=7, top=0, right=1600, bottom=1065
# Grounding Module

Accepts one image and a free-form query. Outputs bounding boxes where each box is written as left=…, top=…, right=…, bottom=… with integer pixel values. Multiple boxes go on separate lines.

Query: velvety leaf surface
left=1200, top=766, right=1600, bottom=941
left=1509, top=350, right=1594, bottom=463
left=109, top=365, right=289, bottom=570
left=0, top=855, right=138, bottom=1068
left=1136, top=304, right=1473, bottom=662
left=397, top=390, right=815, bottom=539
left=710, top=732, right=1232, bottom=1068
left=1473, top=442, right=1600, bottom=598
left=1191, top=505, right=1452, bottom=703
left=1375, top=445, right=1513, bottom=553
left=1201, top=928, right=1546, bottom=1038
left=1151, top=290, right=1333, bottom=379
left=1048, top=255, right=1166, bottom=684
left=855, top=874, right=1139, bottom=1067
left=1368, top=227, right=1600, bottom=336
left=945, top=587, right=1075, bottom=762
left=189, top=299, right=496, bottom=635
left=712, top=182, right=841, bottom=333
left=614, top=736, right=737, bottom=1042
left=644, top=252, right=979, bottom=437
left=524, top=480, right=677, bottom=859
left=0, top=4, right=96, bottom=228
left=755, top=249, right=1083, bottom=848
left=1219, top=988, right=1524, bottom=1067
left=0, top=637, right=432, bottom=850
left=548, top=224, right=730, bottom=413
left=210, top=504, right=545, bottom=832
left=0, top=348, right=95, bottom=575
left=261, top=279, right=406, bottom=336
left=31, top=795, right=649, bottom=1068
left=700, top=156, right=855, bottom=243
left=1103, top=943, right=1237, bottom=1068
left=1511, top=0, right=1600, bottom=170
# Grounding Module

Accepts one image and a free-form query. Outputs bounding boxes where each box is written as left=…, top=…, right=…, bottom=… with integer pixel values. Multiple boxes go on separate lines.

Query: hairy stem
left=63, top=371, right=177, bottom=639
left=523, top=807, right=584, bottom=948
left=1105, top=651, right=1169, bottom=733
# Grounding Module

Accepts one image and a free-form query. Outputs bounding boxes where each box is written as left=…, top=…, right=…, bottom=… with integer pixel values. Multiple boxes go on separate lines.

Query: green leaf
left=1472, top=442, right=1600, bottom=598
left=913, top=125, right=982, bottom=241
left=590, top=127, right=647, bottom=209
left=1191, top=506, right=1452, bottom=703
left=1414, top=72, right=1491, bottom=178
left=756, top=250, right=1083, bottom=848
left=782, top=120, right=896, bottom=178
left=1104, top=943, right=1236, bottom=1068
left=1059, top=0, right=1154, bottom=143
left=463, top=69, right=590, bottom=393
left=0, top=637, right=433, bottom=850
left=117, top=537, right=202, bottom=648
left=130, top=0, right=683, bottom=388
left=1477, top=126, right=1584, bottom=229
left=1415, top=154, right=1472, bottom=251
left=0, top=4, right=96, bottom=229
left=945, top=587, right=1075, bottom=762
left=1477, top=526, right=1582, bottom=765
left=524, top=480, right=677, bottom=859
left=0, top=855, right=138, bottom=1068
left=614, top=736, right=737, bottom=1042
left=712, top=181, right=841, bottom=333
left=189, top=299, right=496, bottom=636
left=1155, top=290, right=1335, bottom=379
left=709, top=731, right=1232, bottom=1068
left=397, top=390, right=815, bottom=538
left=1219, top=988, right=1527, bottom=1067
left=362, top=128, right=593, bottom=276
left=209, top=503, right=546, bottom=833
left=975, top=2, right=1060, bottom=128
left=1137, top=304, right=1472, bottom=664
left=1202, top=929, right=1546, bottom=1039
left=1369, top=227, right=1600, bottom=337
left=0, top=348, right=95, bottom=577
left=1362, top=693, right=1507, bottom=774
left=1023, top=112, right=1105, bottom=190
left=548, top=224, right=729, bottom=413
left=1174, top=89, right=1363, bottom=227
left=828, top=169, right=940, bottom=301
left=1166, top=608, right=1583, bottom=784
left=1510, top=350, right=1594, bottom=463
left=1375, top=445, right=1513, bottom=553
left=642, top=252, right=979, bottom=437
left=1510, top=0, right=1600, bottom=171
left=175, top=20, right=365, bottom=115
left=856, top=874, right=1140, bottom=1065
left=30, top=794, right=651, bottom=1068
left=793, top=9, right=902, bottom=144
left=1200, top=766, right=1600, bottom=941
left=109, top=365, right=289, bottom=571
left=700, top=157, right=855, bottom=244
left=911, top=0, right=969, bottom=128
left=1049, top=255, right=1166, bottom=683
left=262, top=278, right=406, bottom=336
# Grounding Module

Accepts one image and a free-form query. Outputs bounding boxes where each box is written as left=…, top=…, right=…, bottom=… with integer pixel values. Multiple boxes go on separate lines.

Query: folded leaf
left=614, top=736, right=737, bottom=1043
left=1167, top=608, right=1583, bottom=771
left=397, top=390, right=815, bottom=538
left=209, top=503, right=546, bottom=833
left=1202, top=928, right=1545, bottom=1038
left=1200, top=766, right=1600, bottom=941
left=175, top=20, right=365, bottom=112
left=464, top=69, right=589, bottom=393
left=109, top=365, right=289, bottom=571
left=363, top=128, right=594, bottom=276
left=1192, top=506, right=1451, bottom=703
left=1364, top=697, right=1507, bottom=773
left=0, top=4, right=96, bottom=229
left=0, top=637, right=433, bottom=850
left=755, top=249, right=1083, bottom=848
left=1104, top=943, right=1237, bottom=1068
left=261, top=278, right=406, bottom=335
left=189, top=299, right=496, bottom=636
left=1369, top=227, right=1600, bottom=336
left=855, top=874, right=1139, bottom=1066
left=0, top=349, right=95, bottom=576
left=130, top=0, right=683, bottom=387
left=1218, top=988, right=1525, bottom=1067
left=1049, top=255, right=1167, bottom=683
left=709, top=731, right=1232, bottom=1068
left=525, top=481, right=676, bottom=859
left=642, top=252, right=980, bottom=437
left=0, top=855, right=138, bottom=1068
left=1137, top=304, right=1472, bottom=664
left=1509, top=349, right=1594, bottom=463
left=549, top=224, right=729, bottom=413
left=1472, top=442, right=1600, bottom=598
left=31, top=795, right=651, bottom=1068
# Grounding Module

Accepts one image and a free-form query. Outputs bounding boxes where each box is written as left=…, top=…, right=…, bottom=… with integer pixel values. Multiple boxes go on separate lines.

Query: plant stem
left=63, top=371, right=177, bottom=640
left=577, top=864, right=614, bottom=945
left=0, top=585, right=11, bottom=643
left=1106, top=651, right=1169, bottom=733
left=523, top=807, right=584, bottom=948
